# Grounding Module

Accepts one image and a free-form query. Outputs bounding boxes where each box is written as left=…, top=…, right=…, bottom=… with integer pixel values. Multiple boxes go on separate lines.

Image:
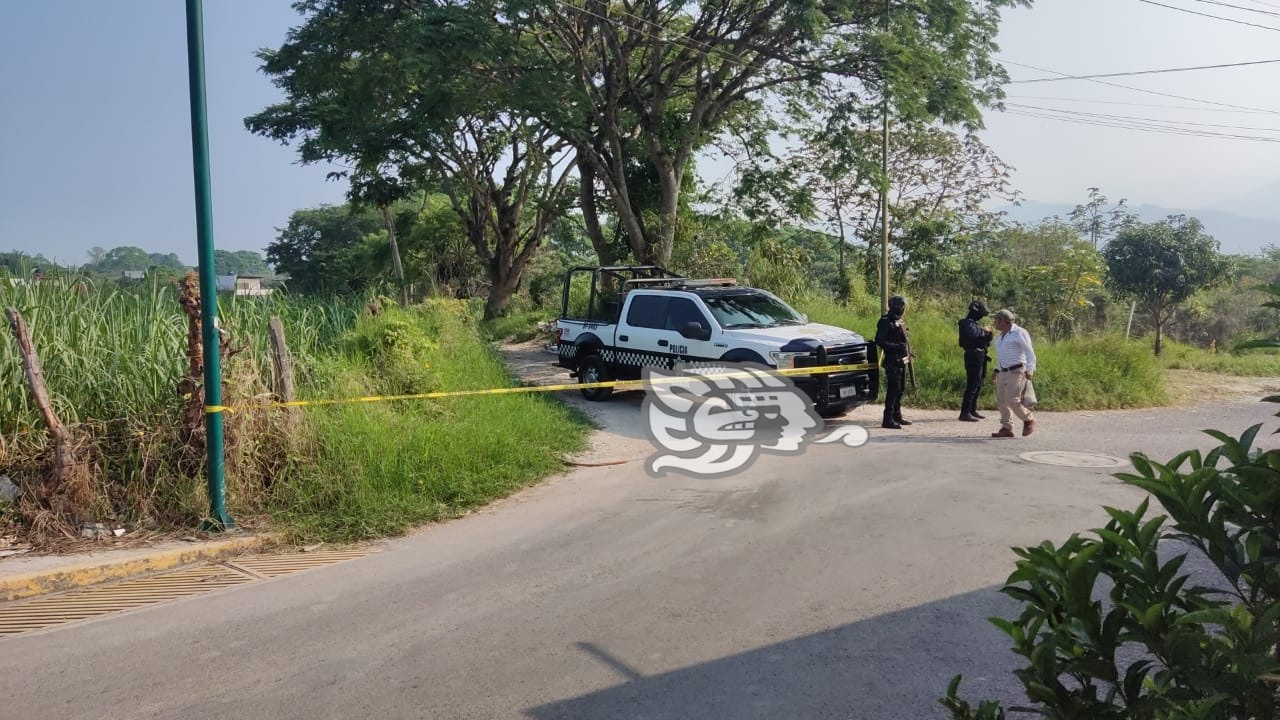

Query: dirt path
left=1164, top=368, right=1280, bottom=406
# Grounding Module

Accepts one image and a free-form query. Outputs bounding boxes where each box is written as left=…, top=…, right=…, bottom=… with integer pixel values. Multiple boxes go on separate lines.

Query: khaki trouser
left=994, top=369, right=1034, bottom=429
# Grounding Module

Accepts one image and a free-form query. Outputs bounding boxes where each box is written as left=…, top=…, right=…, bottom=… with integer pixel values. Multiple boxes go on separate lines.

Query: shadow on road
left=526, top=585, right=1027, bottom=720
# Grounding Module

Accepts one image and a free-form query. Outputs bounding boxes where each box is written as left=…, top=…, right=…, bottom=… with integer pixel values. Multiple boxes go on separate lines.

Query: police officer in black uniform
left=957, top=300, right=993, bottom=422
left=875, top=295, right=911, bottom=429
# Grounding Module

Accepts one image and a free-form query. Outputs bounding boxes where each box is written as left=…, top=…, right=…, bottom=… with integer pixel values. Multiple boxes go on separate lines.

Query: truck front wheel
left=578, top=354, right=614, bottom=401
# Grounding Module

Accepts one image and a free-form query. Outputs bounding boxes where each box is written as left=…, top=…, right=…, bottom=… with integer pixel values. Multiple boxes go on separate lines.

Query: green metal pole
left=880, top=96, right=889, bottom=313
left=879, top=0, right=891, bottom=313
left=185, top=0, right=233, bottom=531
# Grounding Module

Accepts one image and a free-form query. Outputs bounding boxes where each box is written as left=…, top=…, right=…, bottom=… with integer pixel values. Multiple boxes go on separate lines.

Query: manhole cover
left=1019, top=451, right=1128, bottom=468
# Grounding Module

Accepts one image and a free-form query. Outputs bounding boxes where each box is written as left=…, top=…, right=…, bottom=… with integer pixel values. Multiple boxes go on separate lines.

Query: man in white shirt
left=990, top=309, right=1036, bottom=438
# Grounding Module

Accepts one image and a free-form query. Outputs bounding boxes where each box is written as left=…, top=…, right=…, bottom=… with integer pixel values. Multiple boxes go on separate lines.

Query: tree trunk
left=577, top=136, right=649, bottom=265
left=1154, top=318, right=1164, bottom=356
left=484, top=262, right=522, bottom=320
left=5, top=307, right=91, bottom=523
left=578, top=160, right=621, bottom=267
left=380, top=205, right=408, bottom=306
left=651, top=160, right=681, bottom=268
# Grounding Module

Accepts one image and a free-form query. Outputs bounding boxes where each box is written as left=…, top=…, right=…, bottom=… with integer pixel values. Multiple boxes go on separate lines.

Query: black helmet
left=968, top=300, right=989, bottom=319
left=888, top=295, right=907, bottom=312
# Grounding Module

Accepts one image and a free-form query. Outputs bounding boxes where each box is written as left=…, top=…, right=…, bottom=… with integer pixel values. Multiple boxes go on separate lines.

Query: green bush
left=343, top=312, right=440, bottom=396
left=943, top=425, right=1280, bottom=719
left=483, top=308, right=555, bottom=343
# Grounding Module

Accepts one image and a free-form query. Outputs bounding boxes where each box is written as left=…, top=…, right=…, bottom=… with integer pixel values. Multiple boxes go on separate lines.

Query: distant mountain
left=995, top=201, right=1279, bottom=256
left=1214, top=181, right=1280, bottom=224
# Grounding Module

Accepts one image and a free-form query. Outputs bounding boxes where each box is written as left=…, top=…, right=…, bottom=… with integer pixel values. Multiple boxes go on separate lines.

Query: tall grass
left=1, top=278, right=589, bottom=545
left=482, top=307, right=556, bottom=343
left=1156, top=339, right=1280, bottom=377
left=797, top=293, right=1168, bottom=411
left=271, top=301, right=589, bottom=540
left=1, top=276, right=187, bottom=430
left=0, top=276, right=368, bottom=432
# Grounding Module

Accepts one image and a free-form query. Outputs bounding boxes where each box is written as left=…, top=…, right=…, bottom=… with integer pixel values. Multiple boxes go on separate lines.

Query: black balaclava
left=967, top=300, right=989, bottom=321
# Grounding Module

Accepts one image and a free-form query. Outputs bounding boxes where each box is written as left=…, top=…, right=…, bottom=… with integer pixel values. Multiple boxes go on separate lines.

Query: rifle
left=905, top=336, right=917, bottom=390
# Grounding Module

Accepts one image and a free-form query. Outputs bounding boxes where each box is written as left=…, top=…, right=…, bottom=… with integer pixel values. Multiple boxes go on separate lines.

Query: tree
left=403, top=192, right=482, bottom=298
left=1105, top=216, right=1232, bottom=355
left=1068, top=187, right=1136, bottom=249
left=267, top=205, right=384, bottom=294
left=213, top=250, right=271, bottom=277
left=82, top=246, right=156, bottom=274
left=247, top=0, right=576, bottom=319
left=147, top=252, right=187, bottom=271
left=737, top=119, right=1017, bottom=286
left=525, top=0, right=1030, bottom=266
left=0, top=251, right=59, bottom=276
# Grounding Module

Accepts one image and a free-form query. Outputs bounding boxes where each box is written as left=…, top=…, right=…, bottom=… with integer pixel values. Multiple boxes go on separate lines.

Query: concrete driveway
left=0, top=345, right=1275, bottom=719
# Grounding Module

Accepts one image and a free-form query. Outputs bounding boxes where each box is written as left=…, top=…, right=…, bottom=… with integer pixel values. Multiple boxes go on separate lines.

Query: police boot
left=967, top=399, right=985, bottom=419
left=881, top=413, right=901, bottom=430
left=894, top=415, right=913, bottom=426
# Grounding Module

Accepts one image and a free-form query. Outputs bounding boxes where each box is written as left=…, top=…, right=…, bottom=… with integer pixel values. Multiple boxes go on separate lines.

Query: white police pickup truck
left=554, top=266, right=879, bottom=417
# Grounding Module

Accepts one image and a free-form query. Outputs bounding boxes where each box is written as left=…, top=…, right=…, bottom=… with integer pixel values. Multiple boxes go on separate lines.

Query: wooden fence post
left=5, top=307, right=87, bottom=518
left=268, top=316, right=295, bottom=403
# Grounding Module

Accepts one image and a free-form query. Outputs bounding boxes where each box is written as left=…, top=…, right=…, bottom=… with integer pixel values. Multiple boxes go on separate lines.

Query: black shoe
left=882, top=419, right=902, bottom=429
left=894, top=418, right=913, bottom=426
left=959, top=413, right=980, bottom=422
left=971, top=410, right=986, bottom=419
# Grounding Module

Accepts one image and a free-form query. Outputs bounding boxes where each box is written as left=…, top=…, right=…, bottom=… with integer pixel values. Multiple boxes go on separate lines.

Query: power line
left=997, top=58, right=1280, bottom=115
left=1006, top=108, right=1278, bottom=138
left=1006, top=103, right=1280, bottom=132
left=1009, top=58, right=1280, bottom=83
left=1006, top=94, right=1277, bottom=114
left=1004, top=110, right=1279, bottom=141
left=1003, top=108, right=1280, bottom=142
left=1193, top=0, right=1280, bottom=17
left=1134, top=0, right=1280, bottom=30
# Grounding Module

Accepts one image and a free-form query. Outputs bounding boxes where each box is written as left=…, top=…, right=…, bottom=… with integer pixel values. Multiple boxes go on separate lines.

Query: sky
left=1, top=0, right=1278, bottom=267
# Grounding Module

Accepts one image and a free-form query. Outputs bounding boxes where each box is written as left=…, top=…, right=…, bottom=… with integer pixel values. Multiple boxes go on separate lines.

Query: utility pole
left=185, top=0, right=233, bottom=531
left=878, top=0, right=891, bottom=313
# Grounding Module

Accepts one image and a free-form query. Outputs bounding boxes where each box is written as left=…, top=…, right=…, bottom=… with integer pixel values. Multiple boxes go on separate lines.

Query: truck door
left=659, top=296, right=719, bottom=362
left=616, top=294, right=672, bottom=371
left=619, top=292, right=718, bottom=358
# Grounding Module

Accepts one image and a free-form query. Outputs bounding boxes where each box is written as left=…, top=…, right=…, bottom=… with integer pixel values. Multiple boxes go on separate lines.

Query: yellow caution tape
left=204, top=362, right=879, bottom=415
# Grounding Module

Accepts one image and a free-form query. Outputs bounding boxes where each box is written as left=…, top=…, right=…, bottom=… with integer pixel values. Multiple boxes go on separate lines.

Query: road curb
left=0, top=535, right=279, bottom=602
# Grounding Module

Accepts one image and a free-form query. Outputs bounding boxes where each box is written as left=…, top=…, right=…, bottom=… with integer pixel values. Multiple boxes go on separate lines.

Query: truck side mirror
left=680, top=321, right=711, bottom=341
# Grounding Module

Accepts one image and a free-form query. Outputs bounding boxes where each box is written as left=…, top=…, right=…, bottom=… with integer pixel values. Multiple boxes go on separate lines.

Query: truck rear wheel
left=578, top=354, right=613, bottom=401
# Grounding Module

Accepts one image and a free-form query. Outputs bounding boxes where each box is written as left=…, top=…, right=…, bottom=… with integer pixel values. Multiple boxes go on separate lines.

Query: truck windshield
left=703, top=292, right=806, bottom=329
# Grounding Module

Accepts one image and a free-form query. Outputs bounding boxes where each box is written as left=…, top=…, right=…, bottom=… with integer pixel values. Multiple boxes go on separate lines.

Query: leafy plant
left=1105, top=216, right=1233, bottom=356
left=1236, top=283, right=1280, bottom=352
left=943, top=425, right=1280, bottom=719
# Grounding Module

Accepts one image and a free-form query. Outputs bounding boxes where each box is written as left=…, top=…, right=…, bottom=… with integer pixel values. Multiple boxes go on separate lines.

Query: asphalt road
left=0, top=353, right=1277, bottom=720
